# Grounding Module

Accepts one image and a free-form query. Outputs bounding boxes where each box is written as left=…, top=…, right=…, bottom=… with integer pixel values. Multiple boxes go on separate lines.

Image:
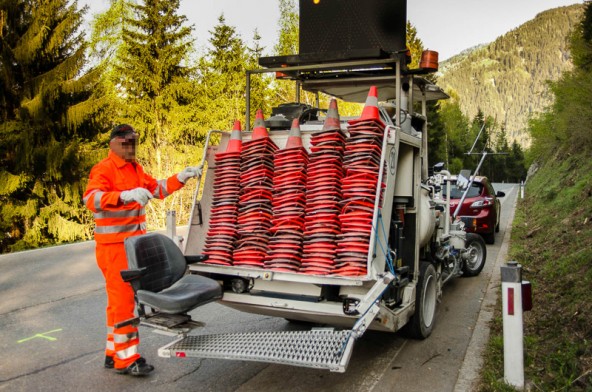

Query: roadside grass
left=478, top=154, right=592, bottom=391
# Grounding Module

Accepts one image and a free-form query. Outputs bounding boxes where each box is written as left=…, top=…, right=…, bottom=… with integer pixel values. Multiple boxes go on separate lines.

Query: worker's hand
left=177, top=166, right=202, bottom=184
left=120, top=187, right=153, bottom=206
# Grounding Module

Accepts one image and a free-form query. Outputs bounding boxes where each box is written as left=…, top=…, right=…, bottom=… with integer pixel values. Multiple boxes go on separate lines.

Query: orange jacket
left=83, top=150, right=184, bottom=244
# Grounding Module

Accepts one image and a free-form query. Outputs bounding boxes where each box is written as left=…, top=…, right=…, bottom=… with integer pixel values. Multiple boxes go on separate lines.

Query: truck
left=120, top=0, right=488, bottom=373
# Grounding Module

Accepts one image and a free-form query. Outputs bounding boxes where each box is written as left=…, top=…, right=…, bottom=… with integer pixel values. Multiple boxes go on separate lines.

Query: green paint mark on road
left=18, top=328, right=62, bottom=343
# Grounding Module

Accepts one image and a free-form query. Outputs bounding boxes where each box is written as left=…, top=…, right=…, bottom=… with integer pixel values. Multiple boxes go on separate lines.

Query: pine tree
left=426, top=101, right=447, bottom=168
left=270, top=0, right=299, bottom=105
left=406, top=22, right=423, bottom=70
left=85, top=0, right=135, bottom=134
left=274, top=0, right=298, bottom=57
left=0, top=0, right=99, bottom=252
left=438, top=95, right=470, bottom=173
left=112, top=0, right=202, bottom=230
left=196, top=15, right=249, bottom=130
left=246, top=29, right=274, bottom=122
left=117, top=0, right=195, bottom=150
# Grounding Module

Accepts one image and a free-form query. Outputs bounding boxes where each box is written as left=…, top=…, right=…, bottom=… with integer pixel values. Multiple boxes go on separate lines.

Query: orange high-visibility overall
left=84, top=150, right=184, bottom=369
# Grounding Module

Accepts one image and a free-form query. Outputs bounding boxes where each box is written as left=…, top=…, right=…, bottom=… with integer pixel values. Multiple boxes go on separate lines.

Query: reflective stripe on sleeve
left=153, top=179, right=170, bottom=198
left=94, top=191, right=105, bottom=211
left=83, top=189, right=97, bottom=205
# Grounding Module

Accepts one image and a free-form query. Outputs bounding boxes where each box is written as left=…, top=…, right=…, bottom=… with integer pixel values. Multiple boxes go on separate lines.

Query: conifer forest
left=1, top=0, right=578, bottom=253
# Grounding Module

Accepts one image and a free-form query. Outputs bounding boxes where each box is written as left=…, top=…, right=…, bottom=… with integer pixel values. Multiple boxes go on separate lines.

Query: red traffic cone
left=226, top=120, right=243, bottom=153
left=251, top=109, right=269, bottom=139
left=349, top=86, right=385, bottom=127
left=284, top=118, right=303, bottom=149
left=322, top=98, right=341, bottom=131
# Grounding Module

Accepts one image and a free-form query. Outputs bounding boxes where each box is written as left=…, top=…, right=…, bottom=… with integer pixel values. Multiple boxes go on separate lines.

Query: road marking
left=18, top=328, right=62, bottom=343
left=367, top=339, right=408, bottom=391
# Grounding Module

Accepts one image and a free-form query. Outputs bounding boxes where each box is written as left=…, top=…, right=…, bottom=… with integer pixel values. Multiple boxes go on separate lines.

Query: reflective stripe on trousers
left=114, top=332, right=139, bottom=361
left=96, top=242, right=140, bottom=369
left=106, top=326, right=115, bottom=358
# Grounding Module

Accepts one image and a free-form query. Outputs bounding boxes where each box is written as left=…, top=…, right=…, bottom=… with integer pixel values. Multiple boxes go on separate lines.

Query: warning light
left=313, top=0, right=320, bottom=4
left=276, top=64, right=289, bottom=79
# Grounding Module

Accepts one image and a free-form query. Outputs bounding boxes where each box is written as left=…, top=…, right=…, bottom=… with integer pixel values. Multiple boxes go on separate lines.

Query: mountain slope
left=437, top=4, right=584, bottom=147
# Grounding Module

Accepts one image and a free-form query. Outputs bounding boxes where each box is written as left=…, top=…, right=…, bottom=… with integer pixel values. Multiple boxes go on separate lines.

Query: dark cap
left=110, top=124, right=136, bottom=140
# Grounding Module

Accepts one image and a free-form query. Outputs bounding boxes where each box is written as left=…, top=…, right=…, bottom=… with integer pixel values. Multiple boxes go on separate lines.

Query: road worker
left=83, top=124, right=200, bottom=376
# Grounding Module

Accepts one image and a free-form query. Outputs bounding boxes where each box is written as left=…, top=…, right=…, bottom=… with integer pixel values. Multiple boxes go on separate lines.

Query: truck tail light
left=470, top=198, right=493, bottom=208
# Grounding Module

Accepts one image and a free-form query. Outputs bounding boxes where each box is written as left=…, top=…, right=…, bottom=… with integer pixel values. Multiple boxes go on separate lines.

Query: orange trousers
left=95, top=242, right=140, bottom=369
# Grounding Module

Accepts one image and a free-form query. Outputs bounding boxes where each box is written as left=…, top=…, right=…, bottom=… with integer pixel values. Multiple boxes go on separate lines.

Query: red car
left=444, top=176, right=505, bottom=244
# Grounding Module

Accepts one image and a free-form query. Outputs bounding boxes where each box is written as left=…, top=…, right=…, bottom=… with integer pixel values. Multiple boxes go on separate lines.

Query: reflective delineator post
left=501, top=261, right=524, bottom=390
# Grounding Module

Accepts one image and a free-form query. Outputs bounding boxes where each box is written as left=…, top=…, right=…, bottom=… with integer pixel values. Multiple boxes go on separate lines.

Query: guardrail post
left=520, top=181, right=524, bottom=199
left=501, top=261, right=524, bottom=390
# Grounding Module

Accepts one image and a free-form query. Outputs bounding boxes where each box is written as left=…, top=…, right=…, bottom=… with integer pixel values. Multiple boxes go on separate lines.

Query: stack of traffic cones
left=334, top=86, right=385, bottom=276
left=233, top=110, right=278, bottom=268
left=265, top=119, right=309, bottom=272
left=203, top=120, right=243, bottom=266
left=299, top=99, right=346, bottom=275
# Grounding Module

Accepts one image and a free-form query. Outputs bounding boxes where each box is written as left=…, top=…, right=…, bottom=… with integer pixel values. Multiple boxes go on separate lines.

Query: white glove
left=120, top=187, right=153, bottom=206
left=177, top=166, right=202, bottom=183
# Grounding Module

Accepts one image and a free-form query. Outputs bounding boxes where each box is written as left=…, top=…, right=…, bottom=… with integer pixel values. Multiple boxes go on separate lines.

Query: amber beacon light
left=420, top=50, right=439, bottom=72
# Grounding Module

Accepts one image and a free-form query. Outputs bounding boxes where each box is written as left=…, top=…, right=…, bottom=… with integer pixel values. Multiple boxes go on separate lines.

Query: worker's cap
left=110, top=124, right=138, bottom=140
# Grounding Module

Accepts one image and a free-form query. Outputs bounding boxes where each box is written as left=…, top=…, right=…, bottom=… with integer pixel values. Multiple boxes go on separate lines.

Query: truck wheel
left=405, top=261, right=438, bottom=339
left=463, top=233, right=487, bottom=277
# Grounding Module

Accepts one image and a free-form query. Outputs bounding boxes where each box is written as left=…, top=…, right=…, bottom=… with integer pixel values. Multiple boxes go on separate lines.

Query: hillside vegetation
left=479, top=4, right=592, bottom=390
left=437, top=4, right=584, bottom=147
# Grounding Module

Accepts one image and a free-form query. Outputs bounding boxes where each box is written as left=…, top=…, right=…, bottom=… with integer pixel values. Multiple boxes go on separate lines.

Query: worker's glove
left=120, top=187, right=153, bottom=206
left=177, top=166, right=202, bottom=184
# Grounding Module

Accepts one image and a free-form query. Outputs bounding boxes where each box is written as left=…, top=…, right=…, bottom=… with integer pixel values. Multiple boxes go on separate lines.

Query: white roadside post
left=166, top=210, right=183, bottom=248
left=501, top=261, right=524, bottom=389
left=520, top=181, right=525, bottom=199
left=166, top=210, right=176, bottom=238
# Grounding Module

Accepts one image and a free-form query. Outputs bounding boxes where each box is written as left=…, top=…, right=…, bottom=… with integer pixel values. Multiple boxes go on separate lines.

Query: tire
left=483, top=232, right=495, bottom=245
left=462, top=233, right=487, bottom=277
left=405, top=262, right=438, bottom=339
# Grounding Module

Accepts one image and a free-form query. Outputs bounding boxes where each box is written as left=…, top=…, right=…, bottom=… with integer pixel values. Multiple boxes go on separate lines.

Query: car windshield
left=443, top=181, right=483, bottom=199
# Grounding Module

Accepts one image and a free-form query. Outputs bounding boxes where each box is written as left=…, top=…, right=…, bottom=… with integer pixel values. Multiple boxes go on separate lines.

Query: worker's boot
left=104, top=356, right=114, bottom=369
left=116, top=357, right=154, bottom=376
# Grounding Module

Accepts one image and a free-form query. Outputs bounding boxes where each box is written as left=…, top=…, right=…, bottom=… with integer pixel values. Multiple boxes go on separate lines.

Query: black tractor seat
left=118, top=233, right=221, bottom=328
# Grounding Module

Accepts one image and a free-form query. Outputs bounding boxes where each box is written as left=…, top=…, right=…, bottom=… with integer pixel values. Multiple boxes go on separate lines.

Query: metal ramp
left=159, top=329, right=355, bottom=372
left=158, top=272, right=395, bottom=373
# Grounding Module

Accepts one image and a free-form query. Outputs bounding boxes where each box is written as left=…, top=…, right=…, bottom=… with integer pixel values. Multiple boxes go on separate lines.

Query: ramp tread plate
left=165, top=330, right=352, bottom=370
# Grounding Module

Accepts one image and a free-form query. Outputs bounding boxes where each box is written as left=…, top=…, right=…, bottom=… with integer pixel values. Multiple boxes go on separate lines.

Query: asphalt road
left=0, top=183, right=518, bottom=392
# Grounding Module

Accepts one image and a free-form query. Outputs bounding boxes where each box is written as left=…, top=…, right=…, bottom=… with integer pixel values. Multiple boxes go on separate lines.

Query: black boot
left=115, top=357, right=154, bottom=376
left=104, top=356, right=114, bottom=369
